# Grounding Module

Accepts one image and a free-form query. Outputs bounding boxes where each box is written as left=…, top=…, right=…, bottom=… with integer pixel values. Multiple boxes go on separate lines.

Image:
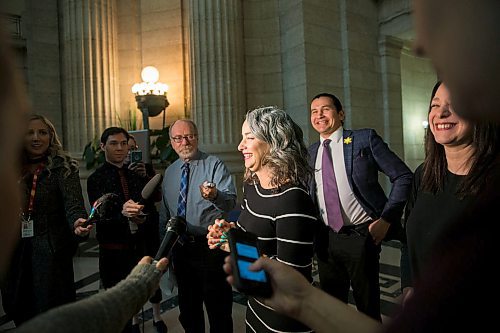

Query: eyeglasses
left=171, top=134, right=197, bottom=143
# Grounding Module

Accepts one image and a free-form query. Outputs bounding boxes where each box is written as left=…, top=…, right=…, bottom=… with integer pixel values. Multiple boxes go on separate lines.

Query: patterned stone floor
left=1, top=239, right=403, bottom=332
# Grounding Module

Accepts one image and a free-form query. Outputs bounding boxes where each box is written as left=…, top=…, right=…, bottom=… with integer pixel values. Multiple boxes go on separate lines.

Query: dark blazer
left=309, top=128, right=412, bottom=251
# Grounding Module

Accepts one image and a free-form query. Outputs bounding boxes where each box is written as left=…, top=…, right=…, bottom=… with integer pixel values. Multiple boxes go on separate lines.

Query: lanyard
left=26, top=164, right=45, bottom=217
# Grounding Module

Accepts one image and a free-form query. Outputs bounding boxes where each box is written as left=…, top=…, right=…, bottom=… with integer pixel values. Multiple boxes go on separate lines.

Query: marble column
left=187, top=0, right=246, bottom=186
left=59, top=0, right=120, bottom=153
left=378, top=35, right=405, bottom=158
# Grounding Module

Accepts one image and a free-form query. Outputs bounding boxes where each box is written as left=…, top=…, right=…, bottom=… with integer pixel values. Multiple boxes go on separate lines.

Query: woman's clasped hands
left=207, top=218, right=235, bottom=252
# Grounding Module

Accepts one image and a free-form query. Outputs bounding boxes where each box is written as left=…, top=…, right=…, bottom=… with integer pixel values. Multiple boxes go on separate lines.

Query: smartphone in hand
left=130, top=150, right=143, bottom=163
left=227, top=228, right=272, bottom=297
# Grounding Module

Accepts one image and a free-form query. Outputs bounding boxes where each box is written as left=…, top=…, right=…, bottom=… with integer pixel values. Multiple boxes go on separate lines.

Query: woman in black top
left=208, top=106, right=317, bottom=332
left=401, top=82, right=500, bottom=302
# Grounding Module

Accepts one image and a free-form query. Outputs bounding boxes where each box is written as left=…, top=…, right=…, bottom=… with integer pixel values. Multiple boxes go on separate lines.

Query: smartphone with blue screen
left=227, top=228, right=272, bottom=297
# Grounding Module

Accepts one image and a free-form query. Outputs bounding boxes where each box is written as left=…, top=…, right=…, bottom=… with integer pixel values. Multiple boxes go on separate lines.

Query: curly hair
left=242, top=106, right=313, bottom=188
left=24, top=114, right=79, bottom=178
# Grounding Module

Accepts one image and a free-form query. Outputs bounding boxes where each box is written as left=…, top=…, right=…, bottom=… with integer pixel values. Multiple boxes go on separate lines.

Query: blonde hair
left=25, top=114, right=79, bottom=177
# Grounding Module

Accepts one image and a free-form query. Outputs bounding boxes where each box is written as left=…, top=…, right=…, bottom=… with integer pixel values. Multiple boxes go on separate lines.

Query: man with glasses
left=159, top=119, right=237, bottom=333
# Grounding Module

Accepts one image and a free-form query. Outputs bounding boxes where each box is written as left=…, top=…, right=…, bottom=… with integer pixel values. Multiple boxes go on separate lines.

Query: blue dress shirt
left=159, top=150, right=237, bottom=238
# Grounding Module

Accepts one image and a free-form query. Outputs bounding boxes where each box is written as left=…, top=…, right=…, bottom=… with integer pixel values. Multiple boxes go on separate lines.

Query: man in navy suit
left=308, top=93, right=412, bottom=321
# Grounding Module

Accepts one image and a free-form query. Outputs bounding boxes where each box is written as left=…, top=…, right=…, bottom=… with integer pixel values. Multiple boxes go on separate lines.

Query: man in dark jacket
left=308, top=93, right=412, bottom=321
left=87, top=127, right=167, bottom=333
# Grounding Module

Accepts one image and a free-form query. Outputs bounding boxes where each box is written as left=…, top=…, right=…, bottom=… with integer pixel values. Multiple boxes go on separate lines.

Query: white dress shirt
left=314, top=127, right=372, bottom=227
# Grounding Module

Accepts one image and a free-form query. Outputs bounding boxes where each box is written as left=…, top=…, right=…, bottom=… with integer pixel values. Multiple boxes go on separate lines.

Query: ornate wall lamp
left=132, top=66, right=169, bottom=130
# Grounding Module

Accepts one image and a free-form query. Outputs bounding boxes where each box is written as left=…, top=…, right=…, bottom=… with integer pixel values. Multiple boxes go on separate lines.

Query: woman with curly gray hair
left=2, top=114, right=91, bottom=326
left=208, top=106, right=318, bottom=332
left=241, top=106, right=313, bottom=189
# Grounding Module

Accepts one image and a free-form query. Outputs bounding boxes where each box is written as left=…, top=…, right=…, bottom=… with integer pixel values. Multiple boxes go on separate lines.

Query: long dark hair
left=421, top=81, right=500, bottom=197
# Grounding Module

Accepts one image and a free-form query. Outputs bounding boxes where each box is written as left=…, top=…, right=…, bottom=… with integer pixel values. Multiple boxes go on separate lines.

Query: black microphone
left=83, top=193, right=120, bottom=228
left=139, top=174, right=162, bottom=205
left=154, top=216, right=187, bottom=261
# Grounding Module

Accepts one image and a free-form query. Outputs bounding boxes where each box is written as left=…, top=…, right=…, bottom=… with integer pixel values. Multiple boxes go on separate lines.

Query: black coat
left=1, top=156, right=87, bottom=325
left=87, top=161, right=160, bottom=254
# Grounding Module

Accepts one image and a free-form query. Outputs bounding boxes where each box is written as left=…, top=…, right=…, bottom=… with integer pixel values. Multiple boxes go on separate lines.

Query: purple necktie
left=322, top=139, right=343, bottom=232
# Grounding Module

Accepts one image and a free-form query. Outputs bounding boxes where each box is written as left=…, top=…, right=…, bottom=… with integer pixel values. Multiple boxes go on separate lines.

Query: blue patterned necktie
left=322, top=139, right=344, bottom=232
left=177, top=162, right=190, bottom=217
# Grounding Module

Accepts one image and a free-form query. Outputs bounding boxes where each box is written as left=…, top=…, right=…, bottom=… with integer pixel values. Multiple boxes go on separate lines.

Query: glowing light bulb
left=141, top=66, right=159, bottom=83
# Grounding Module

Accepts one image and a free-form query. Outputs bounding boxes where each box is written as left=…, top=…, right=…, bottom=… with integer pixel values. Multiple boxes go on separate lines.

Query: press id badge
left=21, top=216, right=34, bottom=238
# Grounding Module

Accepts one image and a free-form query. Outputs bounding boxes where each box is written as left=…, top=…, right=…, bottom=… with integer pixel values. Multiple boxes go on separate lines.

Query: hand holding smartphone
left=227, top=228, right=272, bottom=297
left=130, top=150, right=143, bottom=163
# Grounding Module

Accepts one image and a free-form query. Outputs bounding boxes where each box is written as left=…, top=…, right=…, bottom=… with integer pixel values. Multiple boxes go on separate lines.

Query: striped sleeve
left=275, top=187, right=316, bottom=280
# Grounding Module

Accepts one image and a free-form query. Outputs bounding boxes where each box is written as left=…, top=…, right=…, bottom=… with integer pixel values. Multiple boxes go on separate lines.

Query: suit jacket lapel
left=343, top=129, right=354, bottom=190
left=308, top=141, right=320, bottom=202
left=309, top=141, right=320, bottom=167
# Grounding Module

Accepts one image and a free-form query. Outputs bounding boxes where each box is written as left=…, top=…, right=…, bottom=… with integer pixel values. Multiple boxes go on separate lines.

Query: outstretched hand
left=122, top=199, right=146, bottom=224
left=222, top=256, right=381, bottom=333
left=73, top=218, right=93, bottom=236
left=222, top=255, right=310, bottom=318
left=138, top=256, right=169, bottom=272
left=199, top=181, right=218, bottom=200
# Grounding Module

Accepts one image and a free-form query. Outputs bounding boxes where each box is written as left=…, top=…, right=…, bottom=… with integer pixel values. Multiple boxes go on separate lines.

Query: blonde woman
left=2, top=114, right=90, bottom=325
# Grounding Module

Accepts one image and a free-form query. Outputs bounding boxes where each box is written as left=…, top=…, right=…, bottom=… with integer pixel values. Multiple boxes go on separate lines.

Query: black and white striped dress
left=238, top=182, right=317, bottom=333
